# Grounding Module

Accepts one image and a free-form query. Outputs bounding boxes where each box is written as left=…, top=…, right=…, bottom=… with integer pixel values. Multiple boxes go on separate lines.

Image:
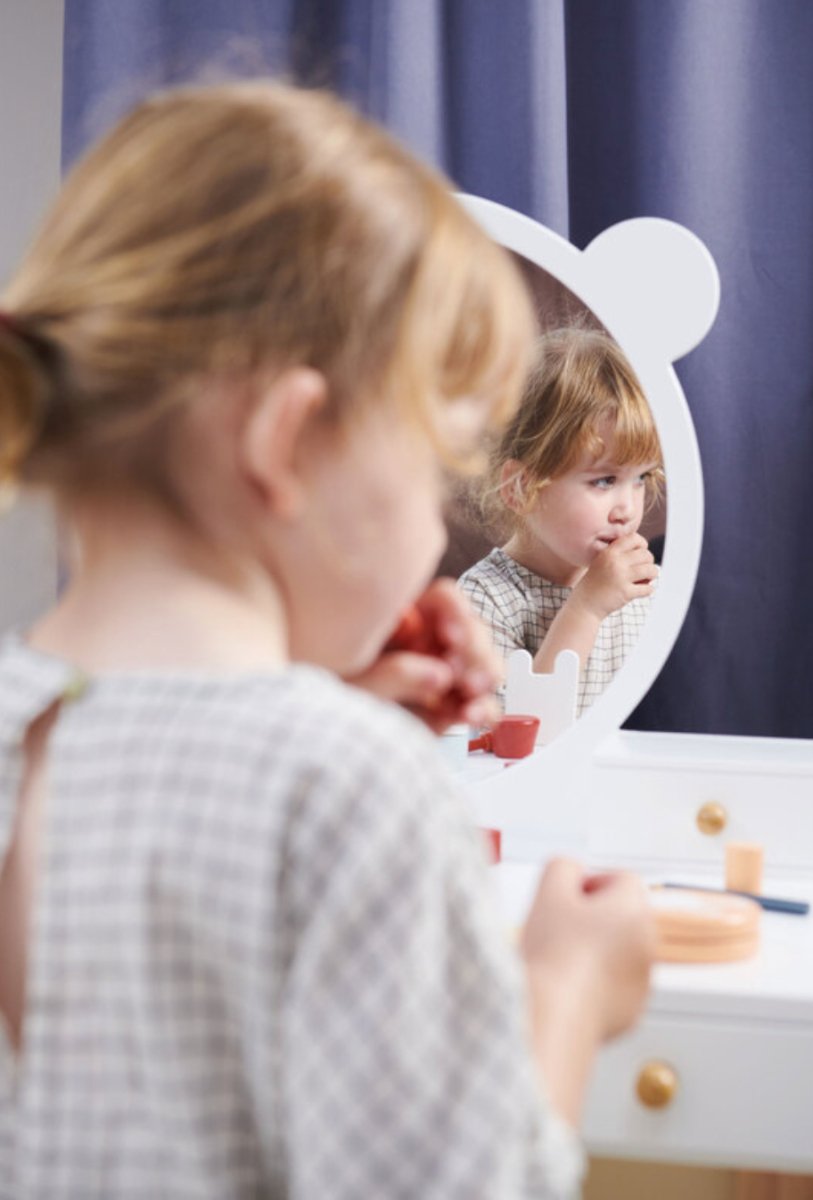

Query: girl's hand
left=572, top=533, right=657, bottom=620
left=345, top=578, right=502, bottom=733
left=519, top=858, right=655, bottom=1124
left=523, top=858, right=655, bottom=1043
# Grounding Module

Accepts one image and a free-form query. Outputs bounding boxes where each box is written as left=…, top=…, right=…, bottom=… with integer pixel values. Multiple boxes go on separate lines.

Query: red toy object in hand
left=468, top=714, right=540, bottom=759
left=383, top=604, right=466, bottom=716
left=384, top=605, right=440, bottom=655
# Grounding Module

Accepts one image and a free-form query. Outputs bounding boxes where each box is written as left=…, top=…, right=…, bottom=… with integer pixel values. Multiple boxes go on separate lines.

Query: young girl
left=0, top=83, right=653, bottom=1197
left=460, top=327, right=663, bottom=716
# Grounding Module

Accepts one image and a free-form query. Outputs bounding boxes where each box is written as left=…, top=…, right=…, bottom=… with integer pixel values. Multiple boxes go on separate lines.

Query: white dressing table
left=458, top=197, right=813, bottom=1177
left=494, top=854, right=813, bottom=1173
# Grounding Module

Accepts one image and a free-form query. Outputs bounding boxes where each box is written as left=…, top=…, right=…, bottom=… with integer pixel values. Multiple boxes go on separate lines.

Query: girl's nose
left=610, top=489, right=635, bottom=522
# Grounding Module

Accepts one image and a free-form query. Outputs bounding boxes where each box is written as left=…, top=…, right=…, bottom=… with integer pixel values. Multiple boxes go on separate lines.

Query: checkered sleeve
left=278, top=709, right=584, bottom=1199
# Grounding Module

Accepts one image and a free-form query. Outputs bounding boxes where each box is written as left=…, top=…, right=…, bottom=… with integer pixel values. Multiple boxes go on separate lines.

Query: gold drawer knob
left=636, top=1061, right=678, bottom=1109
left=696, top=801, right=728, bottom=836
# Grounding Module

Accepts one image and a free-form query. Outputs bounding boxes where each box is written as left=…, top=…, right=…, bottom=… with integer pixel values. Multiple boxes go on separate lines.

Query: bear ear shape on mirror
left=581, top=218, right=720, bottom=365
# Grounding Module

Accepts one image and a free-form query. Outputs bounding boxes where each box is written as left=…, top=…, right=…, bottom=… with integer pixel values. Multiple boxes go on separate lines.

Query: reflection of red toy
left=483, top=827, right=501, bottom=863
left=468, top=714, right=540, bottom=759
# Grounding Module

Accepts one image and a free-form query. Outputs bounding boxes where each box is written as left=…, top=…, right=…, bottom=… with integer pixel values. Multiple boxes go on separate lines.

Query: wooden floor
left=735, top=1175, right=813, bottom=1200
left=584, top=1160, right=813, bottom=1200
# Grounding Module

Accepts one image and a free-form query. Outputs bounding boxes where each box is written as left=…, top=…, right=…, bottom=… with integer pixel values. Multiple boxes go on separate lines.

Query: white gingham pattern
left=459, top=547, right=650, bottom=716
left=0, top=637, right=582, bottom=1199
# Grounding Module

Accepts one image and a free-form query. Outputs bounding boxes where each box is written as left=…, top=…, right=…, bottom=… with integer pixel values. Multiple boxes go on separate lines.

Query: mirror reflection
left=441, top=256, right=666, bottom=720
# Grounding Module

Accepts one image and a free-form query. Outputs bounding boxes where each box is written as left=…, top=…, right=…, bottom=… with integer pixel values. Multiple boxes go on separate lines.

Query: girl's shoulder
left=0, top=633, right=453, bottom=820
left=459, top=545, right=516, bottom=588
left=459, top=544, right=504, bottom=574
left=0, top=627, right=427, bottom=728
left=459, top=546, right=556, bottom=598
left=0, top=637, right=470, bottom=894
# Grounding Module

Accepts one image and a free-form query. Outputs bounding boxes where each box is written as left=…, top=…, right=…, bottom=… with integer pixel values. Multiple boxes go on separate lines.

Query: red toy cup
left=468, top=713, right=540, bottom=758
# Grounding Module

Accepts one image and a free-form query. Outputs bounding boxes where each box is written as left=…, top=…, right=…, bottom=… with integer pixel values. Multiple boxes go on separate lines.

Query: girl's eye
left=590, top=476, right=615, bottom=489
left=635, top=471, right=652, bottom=486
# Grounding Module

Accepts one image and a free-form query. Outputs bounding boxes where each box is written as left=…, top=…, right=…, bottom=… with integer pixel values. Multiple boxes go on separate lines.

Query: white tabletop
left=493, top=860, right=813, bottom=1025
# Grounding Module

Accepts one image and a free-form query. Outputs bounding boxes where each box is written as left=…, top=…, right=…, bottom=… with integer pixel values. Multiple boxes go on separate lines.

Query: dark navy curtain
left=62, top=0, right=813, bottom=738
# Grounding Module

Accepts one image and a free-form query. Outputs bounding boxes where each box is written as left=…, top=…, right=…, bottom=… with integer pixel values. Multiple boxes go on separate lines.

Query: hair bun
left=0, top=313, right=57, bottom=492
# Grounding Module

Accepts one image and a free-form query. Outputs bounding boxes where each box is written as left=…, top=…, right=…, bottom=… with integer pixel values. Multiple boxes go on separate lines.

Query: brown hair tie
left=0, top=311, right=62, bottom=379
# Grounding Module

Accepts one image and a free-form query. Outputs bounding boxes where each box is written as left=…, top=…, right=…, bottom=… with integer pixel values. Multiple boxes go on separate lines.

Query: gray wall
left=0, top=1, right=64, bottom=633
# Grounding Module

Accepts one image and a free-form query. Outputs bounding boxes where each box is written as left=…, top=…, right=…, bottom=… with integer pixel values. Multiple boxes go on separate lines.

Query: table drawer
left=584, top=1013, right=813, bottom=1172
left=587, top=741, right=813, bottom=873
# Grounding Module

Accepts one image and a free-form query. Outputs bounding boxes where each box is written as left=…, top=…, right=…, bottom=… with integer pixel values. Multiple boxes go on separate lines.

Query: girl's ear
left=499, top=459, right=528, bottom=514
left=240, top=368, right=327, bottom=519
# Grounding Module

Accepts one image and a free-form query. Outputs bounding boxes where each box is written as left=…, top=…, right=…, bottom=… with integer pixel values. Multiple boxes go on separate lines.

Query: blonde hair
left=483, top=326, right=663, bottom=532
left=0, top=81, right=534, bottom=504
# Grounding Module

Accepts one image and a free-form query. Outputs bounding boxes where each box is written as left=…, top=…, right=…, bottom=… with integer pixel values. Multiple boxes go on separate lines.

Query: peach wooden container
left=649, top=887, right=761, bottom=963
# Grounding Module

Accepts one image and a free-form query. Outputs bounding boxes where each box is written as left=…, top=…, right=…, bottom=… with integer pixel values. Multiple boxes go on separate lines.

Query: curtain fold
left=62, top=0, right=813, bottom=737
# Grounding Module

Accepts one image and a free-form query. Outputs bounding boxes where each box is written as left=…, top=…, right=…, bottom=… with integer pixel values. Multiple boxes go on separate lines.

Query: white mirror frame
left=459, top=196, right=720, bottom=839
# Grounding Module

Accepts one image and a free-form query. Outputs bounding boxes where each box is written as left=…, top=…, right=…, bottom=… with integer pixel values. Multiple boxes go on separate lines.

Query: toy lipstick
left=385, top=605, right=441, bottom=655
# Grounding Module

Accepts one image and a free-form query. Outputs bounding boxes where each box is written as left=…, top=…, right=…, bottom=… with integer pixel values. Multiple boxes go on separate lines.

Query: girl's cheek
left=424, top=512, right=448, bottom=576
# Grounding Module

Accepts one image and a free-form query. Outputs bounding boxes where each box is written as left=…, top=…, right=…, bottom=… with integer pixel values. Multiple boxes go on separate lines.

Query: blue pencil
left=661, top=882, right=809, bottom=916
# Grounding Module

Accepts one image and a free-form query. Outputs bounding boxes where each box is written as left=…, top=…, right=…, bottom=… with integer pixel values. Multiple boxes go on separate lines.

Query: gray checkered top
left=0, top=637, right=582, bottom=1199
left=459, top=548, right=650, bottom=715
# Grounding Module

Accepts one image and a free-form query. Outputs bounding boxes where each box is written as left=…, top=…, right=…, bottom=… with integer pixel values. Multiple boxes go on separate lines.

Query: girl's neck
left=28, top=498, right=289, bottom=675
left=502, top=530, right=586, bottom=588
